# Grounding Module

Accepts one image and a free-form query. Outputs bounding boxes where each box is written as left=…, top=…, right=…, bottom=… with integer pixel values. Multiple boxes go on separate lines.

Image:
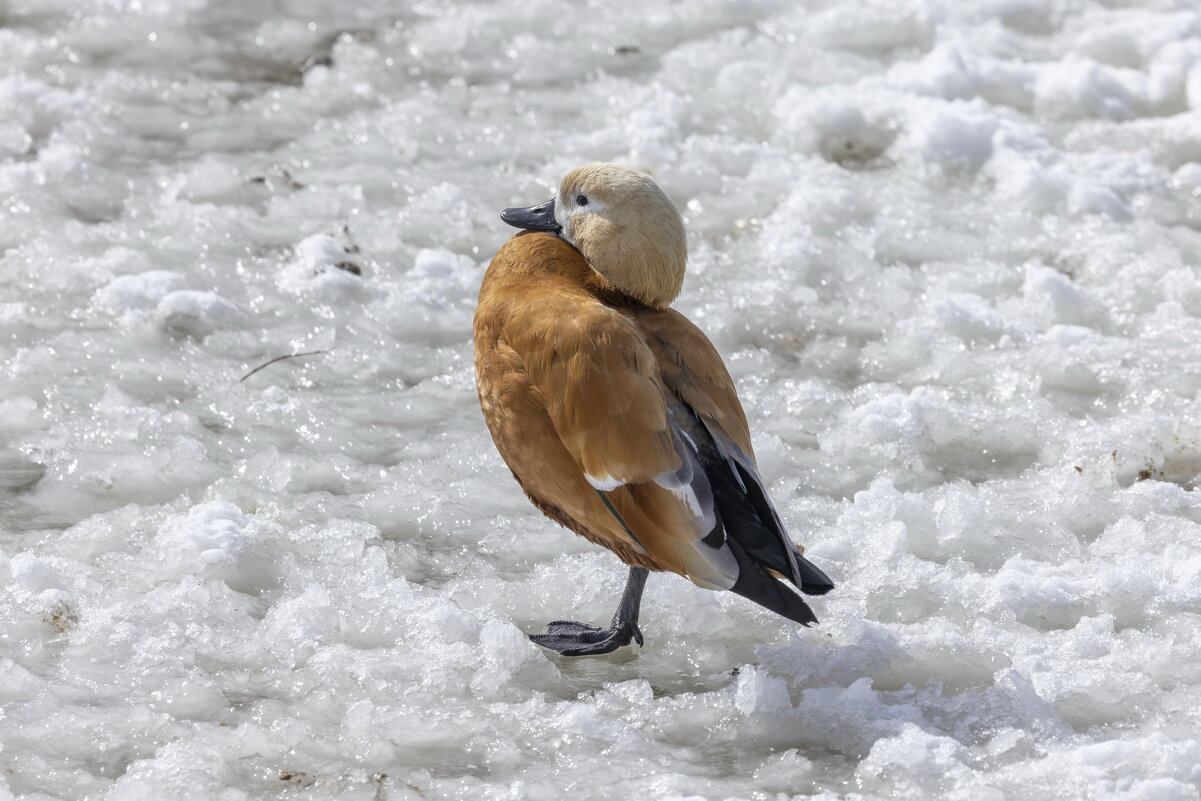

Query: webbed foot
left=529, top=619, right=644, bottom=656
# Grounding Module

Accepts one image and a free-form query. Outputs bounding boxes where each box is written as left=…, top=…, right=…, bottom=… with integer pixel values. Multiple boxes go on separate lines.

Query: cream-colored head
left=552, top=163, right=687, bottom=309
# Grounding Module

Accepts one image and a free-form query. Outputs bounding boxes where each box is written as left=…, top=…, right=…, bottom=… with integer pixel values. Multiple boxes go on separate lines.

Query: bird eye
left=576, top=194, right=588, bottom=206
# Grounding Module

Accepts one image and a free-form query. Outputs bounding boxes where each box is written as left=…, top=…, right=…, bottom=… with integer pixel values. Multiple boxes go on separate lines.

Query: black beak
left=500, top=199, right=562, bottom=233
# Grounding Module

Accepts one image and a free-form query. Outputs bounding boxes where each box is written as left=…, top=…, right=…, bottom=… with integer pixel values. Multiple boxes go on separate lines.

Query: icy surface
left=3, top=0, right=1201, bottom=798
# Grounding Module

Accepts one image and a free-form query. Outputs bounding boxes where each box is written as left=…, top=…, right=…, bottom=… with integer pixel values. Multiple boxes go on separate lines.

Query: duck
left=473, top=163, right=834, bottom=656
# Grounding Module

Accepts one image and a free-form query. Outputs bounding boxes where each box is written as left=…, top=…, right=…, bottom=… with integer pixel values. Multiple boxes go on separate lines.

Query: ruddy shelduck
left=474, top=163, right=834, bottom=656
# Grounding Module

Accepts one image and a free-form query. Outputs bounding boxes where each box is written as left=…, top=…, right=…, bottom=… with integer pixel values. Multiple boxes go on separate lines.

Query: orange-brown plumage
left=474, top=164, right=833, bottom=655
left=474, top=232, right=704, bottom=572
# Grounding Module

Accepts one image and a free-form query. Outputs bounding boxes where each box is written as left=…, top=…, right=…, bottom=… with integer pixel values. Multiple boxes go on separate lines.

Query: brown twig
left=239, top=350, right=327, bottom=382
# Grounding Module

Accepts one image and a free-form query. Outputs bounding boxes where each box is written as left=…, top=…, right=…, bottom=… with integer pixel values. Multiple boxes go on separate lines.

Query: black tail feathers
left=795, top=552, right=835, bottom=596
left=727, top=539, right=819, bottom=627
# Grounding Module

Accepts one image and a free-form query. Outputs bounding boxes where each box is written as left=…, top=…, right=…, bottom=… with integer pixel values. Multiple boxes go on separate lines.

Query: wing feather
left=639, top=309, right=836, bottom=599
left=512, top=307, right=680, bottom=487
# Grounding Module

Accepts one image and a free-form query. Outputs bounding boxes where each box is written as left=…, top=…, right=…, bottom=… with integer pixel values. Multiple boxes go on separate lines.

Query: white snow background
left=3, top=0, right=1201, bottom=799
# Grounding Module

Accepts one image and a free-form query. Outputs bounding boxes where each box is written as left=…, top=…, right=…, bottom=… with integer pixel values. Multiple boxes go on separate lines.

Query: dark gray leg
left=530, top=567, right=649, bottom=656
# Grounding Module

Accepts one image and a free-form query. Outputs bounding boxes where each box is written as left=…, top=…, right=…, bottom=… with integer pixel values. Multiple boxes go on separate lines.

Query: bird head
left=501, top=163, right=687, bottom=309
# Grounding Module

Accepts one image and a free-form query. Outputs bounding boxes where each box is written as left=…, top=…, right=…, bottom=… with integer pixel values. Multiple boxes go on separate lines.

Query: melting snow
left=2, top=1, right=1201, bottom=799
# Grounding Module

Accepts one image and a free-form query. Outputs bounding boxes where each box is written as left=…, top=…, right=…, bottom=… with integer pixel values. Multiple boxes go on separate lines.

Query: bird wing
left=499, top=299, right=735, bottom=584
left=509, top=304, right=681, bottom=489
left=503, top=297, right=832, bottom=619
left=639, top=309, right=836, bottom=600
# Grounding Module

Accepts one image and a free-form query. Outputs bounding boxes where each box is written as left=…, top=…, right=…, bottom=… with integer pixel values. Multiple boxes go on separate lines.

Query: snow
left=2, top=0, right=1201, bottom=799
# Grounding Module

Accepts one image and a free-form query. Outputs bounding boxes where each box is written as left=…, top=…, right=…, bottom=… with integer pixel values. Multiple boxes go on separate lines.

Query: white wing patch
left=585, top=473, right=626, bottom=491
left=653, top=470, right=711, bottom=527
left=660, top=405, right=739, bottom=591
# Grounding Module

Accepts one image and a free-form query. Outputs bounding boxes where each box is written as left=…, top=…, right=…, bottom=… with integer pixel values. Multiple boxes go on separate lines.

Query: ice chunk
left=2, top=1, right=1200, bottom=798
left=156, top=290, right=242, bottom=336
left=93, top=271, right=185, bottom=314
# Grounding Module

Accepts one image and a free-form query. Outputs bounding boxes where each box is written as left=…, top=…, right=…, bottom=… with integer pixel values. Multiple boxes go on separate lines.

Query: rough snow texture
left=3, top=1, right=1201, bottom=799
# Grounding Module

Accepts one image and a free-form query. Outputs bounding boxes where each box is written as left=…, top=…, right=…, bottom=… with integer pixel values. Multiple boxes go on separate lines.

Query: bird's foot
left=529, top=619, right=644, bottom=656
